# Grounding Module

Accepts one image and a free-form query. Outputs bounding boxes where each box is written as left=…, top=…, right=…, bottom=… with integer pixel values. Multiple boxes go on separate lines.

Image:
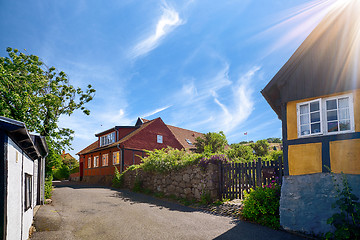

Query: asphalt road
left=31, top=181, right=307, bottom=240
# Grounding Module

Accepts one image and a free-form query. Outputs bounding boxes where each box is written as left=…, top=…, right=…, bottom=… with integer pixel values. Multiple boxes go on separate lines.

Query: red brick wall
left=117, top=127, right=137, bottom=141
left=82, top=147, right=121, bottom=177
left=123, top=118, right=183, bottom=151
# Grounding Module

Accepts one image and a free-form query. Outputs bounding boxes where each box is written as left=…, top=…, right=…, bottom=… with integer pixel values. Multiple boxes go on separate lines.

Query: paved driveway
left=32, top=181, right=306, bottom=240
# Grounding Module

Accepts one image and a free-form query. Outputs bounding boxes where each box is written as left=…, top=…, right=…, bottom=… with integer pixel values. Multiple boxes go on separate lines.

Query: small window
left=102, top=154, right=109, bottom=166
left=297, top=99, right=322, bottom=137
left=88, top=157, right=92, bottom=168
left=94, top=156, right=99, bottom=168
left=113, top=151, right=120, bottom=165
left=185, top=139, right=193, bottom=145
left=325, top=96, right=353, bottom=133
left=25, top=174, right=32, bottom=211
left=157, top=135, right=163, bottom=143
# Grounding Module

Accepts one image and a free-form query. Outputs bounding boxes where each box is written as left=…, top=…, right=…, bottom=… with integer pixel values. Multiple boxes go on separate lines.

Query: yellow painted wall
left=288, top=143, right=322, bottom=175
left=286, top=89, right=360, bottom=140
left=330, top=139, right=360, bottom=174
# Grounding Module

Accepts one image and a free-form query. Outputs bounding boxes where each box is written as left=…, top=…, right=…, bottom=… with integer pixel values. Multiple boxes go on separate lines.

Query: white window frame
left=296, top=93, right=355, bottom=138
left=99, top=132, right=116, bottom=147
left=102, top=154, right=109, bottom=166
left=113, top=151, right=120, bottom=165
left=157, top=135, right=163, bottom=143
left=94, top=156, right=99, bottom=168
left=297, top=99, right=323, bottom=137
left=87, top=157, right=91, bottom=168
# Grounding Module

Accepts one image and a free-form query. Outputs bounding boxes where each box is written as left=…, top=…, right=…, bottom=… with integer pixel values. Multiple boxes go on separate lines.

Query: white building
left=0, top=116, right=48, bottom=240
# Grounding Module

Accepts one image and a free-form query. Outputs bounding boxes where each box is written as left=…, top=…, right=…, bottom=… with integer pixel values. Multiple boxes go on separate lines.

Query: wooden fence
left=219, top=156, right=283, bottom=199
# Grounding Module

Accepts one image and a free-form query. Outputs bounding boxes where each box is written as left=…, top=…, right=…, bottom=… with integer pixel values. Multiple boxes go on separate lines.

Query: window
left=88, top=157, right=92, bottom=168
left=185, top=139, right=193, bottom=145
left=102, top=154, right=109, bottom=166
left=298, top=99, right=322, bottom=136
left=113, top=151, right=120, bottom=165
left=157, top=135, right=163, bottom=143
left=94, top=156, right=99, bottom=168
left=100, top=132, right=116, bottom=147
left=25, top=174, right=32, bottom=211
left=297, top=94, right=354, bottom=137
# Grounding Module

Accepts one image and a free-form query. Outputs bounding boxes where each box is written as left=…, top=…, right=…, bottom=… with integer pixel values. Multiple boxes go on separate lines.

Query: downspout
left=116, top=144, right=123, bottom=173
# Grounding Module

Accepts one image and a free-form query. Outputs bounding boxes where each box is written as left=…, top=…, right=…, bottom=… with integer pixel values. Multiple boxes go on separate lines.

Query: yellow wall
left=330, top=139, right=360, bottom=174
left=286, top=89, right=360, bottom=140
left=288, top=143, right=322, bottom=175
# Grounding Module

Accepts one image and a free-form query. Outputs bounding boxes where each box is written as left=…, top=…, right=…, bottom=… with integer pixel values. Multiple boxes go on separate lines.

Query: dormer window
left=100, top=132, right=116, bottom=147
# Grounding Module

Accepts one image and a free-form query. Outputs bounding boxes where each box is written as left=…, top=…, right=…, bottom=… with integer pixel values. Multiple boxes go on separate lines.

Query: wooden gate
left=219, top=157, right=283, bottom=199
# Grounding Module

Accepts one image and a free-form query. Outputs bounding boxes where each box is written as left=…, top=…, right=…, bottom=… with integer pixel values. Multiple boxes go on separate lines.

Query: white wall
left=6, top=137, right=35, bottom=240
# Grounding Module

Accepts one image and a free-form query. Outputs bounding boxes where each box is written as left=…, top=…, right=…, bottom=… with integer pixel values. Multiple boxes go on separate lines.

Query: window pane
left=326, top=99, right=337, bottom=110
left=328, top=121, right=338, bottom=132
left=300, top=115, right=309, bottom=125
left=300, top=125, right=310, bottom=135
left=310, top=112, right=320, bottom=123
left=300, top=104, right=309, bottom=114
left=338, top=97, right=349, bottom=108
left=339, top=108, right=350, bottom=120
left=310, top=102, right=319, bottom=112
left=311, top=123, right=321, bottom=134
left=339, top=120, right=350, bottom=131
left=327, top=110, right=338, bottom=121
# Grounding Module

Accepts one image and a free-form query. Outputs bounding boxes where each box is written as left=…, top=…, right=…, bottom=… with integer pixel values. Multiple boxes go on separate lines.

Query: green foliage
left=61, top=154, right=79, bottom=170
left=326, top=174, right=360, bottom=240
left=241, top=184, right=281, bottom=229
left=194, top=131, right=228, bottom=154
left=44, top=175, right=53, bottom=199
left=70, top=166, right=80, bottom=174
left=266, top=138, right=282, bottom=143
left=112, top=167, right=124, bottom=188
left=0, top=47, right=95, bottom=176
left=53, top=164, right=70, bottom=180
left=199, top=191, right=212, bottom=205
left=140, top=147, right=201, bottom=173
left=226, top=144, right=255, bottom=162
left=250, top=140, right=269, bottom=157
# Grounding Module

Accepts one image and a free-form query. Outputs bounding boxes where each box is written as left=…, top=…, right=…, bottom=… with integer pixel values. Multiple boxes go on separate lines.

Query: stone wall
left=280, top=173, right=360, bottom=235
left=122, top=163, right=220, bottom=200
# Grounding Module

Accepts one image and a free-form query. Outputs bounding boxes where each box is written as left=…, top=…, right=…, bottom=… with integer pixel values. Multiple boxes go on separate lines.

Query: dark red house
left=77, top=117, right=203, bottom=185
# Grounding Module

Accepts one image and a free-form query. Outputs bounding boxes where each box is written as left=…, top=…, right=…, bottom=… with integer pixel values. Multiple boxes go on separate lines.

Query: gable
left=262, top=1, right=360, bottom=118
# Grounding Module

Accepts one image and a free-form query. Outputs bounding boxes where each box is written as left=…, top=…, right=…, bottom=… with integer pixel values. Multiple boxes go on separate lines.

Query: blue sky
left=0, top=0, right=339, bottom=157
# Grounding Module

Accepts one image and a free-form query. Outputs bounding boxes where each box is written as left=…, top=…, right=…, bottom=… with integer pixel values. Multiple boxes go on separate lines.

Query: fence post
left=218, top=162, right=223, bottom=200
left=256, top=158, right=262, bottom=187
left=278, top=155, right=283, bottom=185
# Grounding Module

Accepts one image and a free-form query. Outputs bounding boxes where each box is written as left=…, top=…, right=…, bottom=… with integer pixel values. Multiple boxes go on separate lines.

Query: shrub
left=140, top=147, right=201, bottom=173
left=241, top=182, right=281, bottom=229
left=53, top=164, right=70, bottom=180
left=326, top=174, right=360, bottom=240
left=112, top=167, right=123, bottom=188
left=198, top=154, right=230, bottom=169
left=226, top=144, right=255, bottom=163
left=44, top=175, right=53, bottom=199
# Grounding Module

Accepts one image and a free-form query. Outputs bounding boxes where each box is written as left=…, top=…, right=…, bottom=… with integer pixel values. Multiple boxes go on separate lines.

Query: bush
left=326, top=174, right=360, bottom=240
left=198, top=154, right=230, bottom=169
left=44, top=175, right=53, bottom=199
left=241, top=182, right=281, bottom=229
left=53, top=164, right=70, bottom=180
left=140, top=147, right=201, bottom=173
left=226, top=144, right=255, bottom=163
left=112, top=167, right=123, bottom=188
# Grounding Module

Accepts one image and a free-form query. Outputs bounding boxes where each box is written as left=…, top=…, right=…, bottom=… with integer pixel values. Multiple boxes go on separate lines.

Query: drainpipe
left=116, top=144, right=123, bottom=173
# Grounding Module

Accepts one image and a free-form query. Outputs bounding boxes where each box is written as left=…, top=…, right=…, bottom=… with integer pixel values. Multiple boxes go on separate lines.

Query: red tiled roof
left=76, top=141, right=98, bottom=155
left=166, top=125, right=203, bottom=151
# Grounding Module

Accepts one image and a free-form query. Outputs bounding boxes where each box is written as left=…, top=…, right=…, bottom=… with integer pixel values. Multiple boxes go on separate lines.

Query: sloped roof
left=77, top=119, right=156, bottom=155
left=166, top=125, right=203, bottom=150
left=262, top=1, right=360, bottom=118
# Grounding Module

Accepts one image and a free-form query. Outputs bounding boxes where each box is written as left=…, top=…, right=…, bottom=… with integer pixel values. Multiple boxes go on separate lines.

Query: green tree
left=194, top=131, right=228, bottom=154
left=266, top=138, right=282, bottom=143
left=250, top=140, right=269, bottom=157
left=227, top=143, right=255, bottom=162
left=0, top=47, right=95, bottom=175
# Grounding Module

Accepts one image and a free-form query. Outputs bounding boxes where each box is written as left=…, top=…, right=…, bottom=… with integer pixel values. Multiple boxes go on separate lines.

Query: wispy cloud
left=142, top=105, right=172, bottom=118
left=130, top=1, right=184, bottom=59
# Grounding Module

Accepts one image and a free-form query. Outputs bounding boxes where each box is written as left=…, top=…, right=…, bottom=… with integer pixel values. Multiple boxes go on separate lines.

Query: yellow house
left=262, top=0, right=360, bottom=235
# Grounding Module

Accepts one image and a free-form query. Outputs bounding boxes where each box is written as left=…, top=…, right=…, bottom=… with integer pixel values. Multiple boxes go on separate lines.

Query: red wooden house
left=76, top=117, right=203, bottom=185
